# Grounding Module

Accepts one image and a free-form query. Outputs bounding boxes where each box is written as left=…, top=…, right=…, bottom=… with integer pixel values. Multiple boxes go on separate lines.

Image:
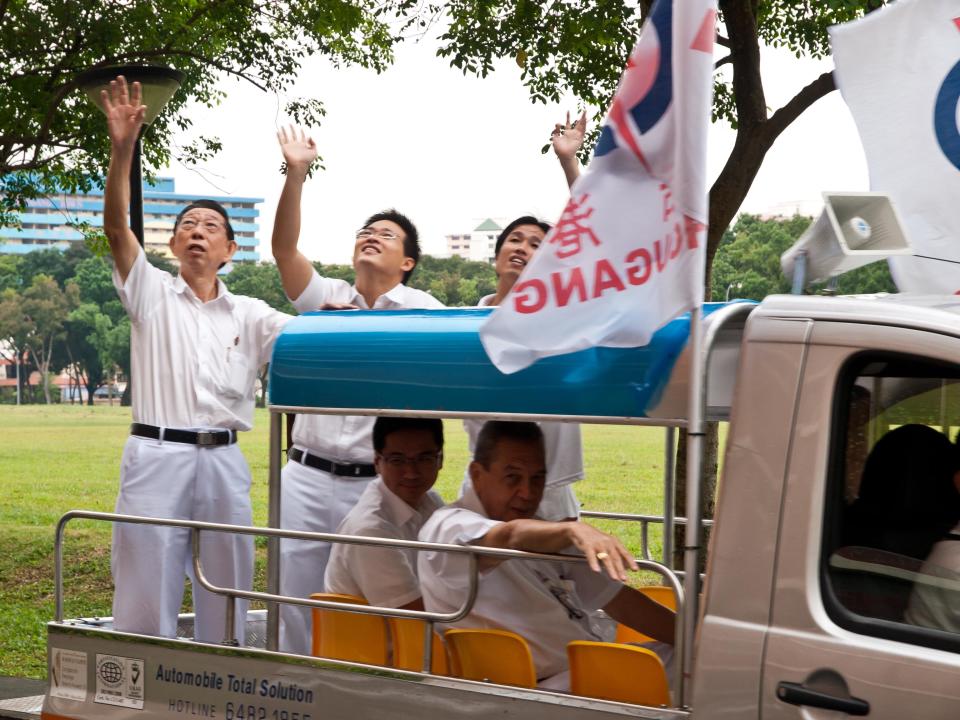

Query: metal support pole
left=129, top=130, right=144, bottom=247
left=790, top=251, right=807, bottom=295
left=681, top=306, right=705, bottom=707
left=422, top=621, right=434, bottom=673
left=663, top=427, right=676, bottom=567
left=266, top=411, right=283, bottom=651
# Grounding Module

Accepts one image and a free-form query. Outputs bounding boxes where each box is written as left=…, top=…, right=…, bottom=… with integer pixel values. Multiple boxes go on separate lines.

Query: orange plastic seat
left=567, top=641, right=670, bottom=706
left=639, top=585, right=677, bottom=610
left=445, top=628, right=536, bottom=688
left=615, top=586, right=678, bottom=644
left=388, top=617, right=449, bottom=675
left=309, top=593, right=388, bottom=666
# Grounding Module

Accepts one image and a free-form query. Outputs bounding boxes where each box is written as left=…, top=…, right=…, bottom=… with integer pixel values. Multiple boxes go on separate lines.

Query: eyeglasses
left=356, top=228, right=400, bottom=242
left=380, top=452, right=442, bottom=469
left=179, top=218, right=226, bottom=233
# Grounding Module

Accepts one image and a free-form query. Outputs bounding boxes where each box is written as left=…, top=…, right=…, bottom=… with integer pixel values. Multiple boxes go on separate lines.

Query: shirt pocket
left=218, top=351, right=253, bottom=400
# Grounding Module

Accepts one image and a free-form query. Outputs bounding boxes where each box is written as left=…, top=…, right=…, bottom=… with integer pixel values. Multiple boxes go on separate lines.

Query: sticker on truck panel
left=94, top=653, right=145, bottom=709
left=49, top=648, right=87, bottom=702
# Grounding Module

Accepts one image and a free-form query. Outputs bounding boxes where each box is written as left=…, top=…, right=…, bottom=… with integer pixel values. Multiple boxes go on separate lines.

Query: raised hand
left=277, top=124, right=317, bottom=172
left=551, top=110, right=588, bottom=162
left=101, top=76, right=146, bottom=153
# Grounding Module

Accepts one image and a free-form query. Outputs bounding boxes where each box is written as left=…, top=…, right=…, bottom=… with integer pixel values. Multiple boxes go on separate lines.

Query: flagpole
left=682, top=303, right=704, bottom=707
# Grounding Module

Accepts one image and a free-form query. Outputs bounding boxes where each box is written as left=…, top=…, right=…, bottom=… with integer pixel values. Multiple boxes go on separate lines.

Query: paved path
left=0, top=677, right=44, bottom=720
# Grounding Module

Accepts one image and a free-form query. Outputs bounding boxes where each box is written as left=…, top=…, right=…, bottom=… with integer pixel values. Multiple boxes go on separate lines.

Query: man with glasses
left=100, top=76, right=291, bottom=643
left=324, top=417, right=445, bottom=609
left=419, top=421, right=675, bottom=690
left=271, top=126, right=444, bottom=653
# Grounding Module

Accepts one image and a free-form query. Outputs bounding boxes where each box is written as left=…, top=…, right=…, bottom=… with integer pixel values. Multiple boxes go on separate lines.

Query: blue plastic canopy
left=268, top=304, right=732, bottom=419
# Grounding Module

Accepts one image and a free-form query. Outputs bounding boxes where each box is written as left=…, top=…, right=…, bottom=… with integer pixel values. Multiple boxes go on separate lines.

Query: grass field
left=0, top=405, right=675, bottom=678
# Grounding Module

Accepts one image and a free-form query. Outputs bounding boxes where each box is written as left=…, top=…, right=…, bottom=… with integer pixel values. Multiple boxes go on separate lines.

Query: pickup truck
left=37, top=294, right=960, bottom=720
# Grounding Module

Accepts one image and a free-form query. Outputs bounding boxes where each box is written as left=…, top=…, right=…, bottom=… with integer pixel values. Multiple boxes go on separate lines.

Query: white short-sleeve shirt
left=289, top=269, right=444, bottom=461
left=905, top=525, right=960, bottom=633
left=113, top=248, right=291, bottom=430
left=417, top=488, right=621, bottom=680
left=324, top=478, right=444, bottom=607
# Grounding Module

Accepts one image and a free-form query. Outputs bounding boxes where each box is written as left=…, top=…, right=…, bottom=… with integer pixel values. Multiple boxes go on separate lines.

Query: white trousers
left=111, top=435, right=253, bottom=644
left=278, top=456, right=372, bottom=655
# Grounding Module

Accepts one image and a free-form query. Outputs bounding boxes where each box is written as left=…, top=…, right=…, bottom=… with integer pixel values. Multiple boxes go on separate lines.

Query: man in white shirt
left=325, top=417, right=445, bottom=608
left=463, top=216, right=583, bottom=521
left=420, top=421, right=675, bottom=690
left=101, top=77, right=291, bottom=643
left=271, top=127, right=444, bottom=653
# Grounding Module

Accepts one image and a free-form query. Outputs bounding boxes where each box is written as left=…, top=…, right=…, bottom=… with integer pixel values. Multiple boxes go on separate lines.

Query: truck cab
left=698, top=294, right=960, bottom=718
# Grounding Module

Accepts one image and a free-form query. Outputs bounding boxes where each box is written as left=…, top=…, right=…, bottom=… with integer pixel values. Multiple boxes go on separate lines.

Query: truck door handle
left=776, top=681, right=870, bottom=716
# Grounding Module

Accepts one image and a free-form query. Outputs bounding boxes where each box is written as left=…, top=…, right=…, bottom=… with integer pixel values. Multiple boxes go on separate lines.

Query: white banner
left=831, top=0, right=960, bottom=293
left=480, top=0, right=716, bottom=373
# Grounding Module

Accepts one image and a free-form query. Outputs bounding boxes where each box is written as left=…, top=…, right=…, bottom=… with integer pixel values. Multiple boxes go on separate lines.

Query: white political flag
left=480, top=0, right=717, bottom=373
left=831, top=0, right=960, bottom=293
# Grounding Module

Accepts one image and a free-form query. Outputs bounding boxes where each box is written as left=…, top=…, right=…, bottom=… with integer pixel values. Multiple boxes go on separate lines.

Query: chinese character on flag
left=480, top=0, right=717, bottom=373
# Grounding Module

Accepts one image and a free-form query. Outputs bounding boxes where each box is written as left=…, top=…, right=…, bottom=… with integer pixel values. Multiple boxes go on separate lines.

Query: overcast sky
left=163, top=32, right=868, bottom=265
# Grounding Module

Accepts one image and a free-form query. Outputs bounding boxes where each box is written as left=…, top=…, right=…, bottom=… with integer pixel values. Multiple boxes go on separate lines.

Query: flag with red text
left=480, top=0, right=717, bottom=373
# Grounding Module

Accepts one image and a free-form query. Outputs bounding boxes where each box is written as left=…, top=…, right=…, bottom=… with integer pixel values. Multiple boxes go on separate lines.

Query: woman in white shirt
left=462, top=216, right=584, bottom=520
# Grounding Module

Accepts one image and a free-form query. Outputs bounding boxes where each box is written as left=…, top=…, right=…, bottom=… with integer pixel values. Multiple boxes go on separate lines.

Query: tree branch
left=160, top=0, right=231, bottom=53
left=720, top=0, right=765, bottom=127
left=715, top=54, right=732, bottom=70
left=765, top=70, right=836, bottom=144
left=716, top=34, right=730, bottom=48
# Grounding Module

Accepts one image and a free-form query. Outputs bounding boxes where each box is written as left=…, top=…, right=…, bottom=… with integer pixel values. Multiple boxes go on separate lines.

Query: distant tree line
left=0, top=215, right=898, bottom=405
left=0, top=247, right=497, bottom=405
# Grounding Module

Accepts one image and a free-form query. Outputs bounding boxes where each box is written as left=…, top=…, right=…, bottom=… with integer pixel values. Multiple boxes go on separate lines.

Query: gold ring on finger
left=596, top=551, right=609, bottom=561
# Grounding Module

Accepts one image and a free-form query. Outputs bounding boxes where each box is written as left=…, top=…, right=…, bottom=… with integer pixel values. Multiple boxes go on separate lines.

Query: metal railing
left=55, top=510, right=686, bottom=702
left=580, top=511, right=714, bottom=563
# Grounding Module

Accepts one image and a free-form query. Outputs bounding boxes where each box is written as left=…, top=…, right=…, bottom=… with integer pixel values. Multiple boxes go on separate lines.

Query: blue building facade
left=2, top=177, right=263, bottom=262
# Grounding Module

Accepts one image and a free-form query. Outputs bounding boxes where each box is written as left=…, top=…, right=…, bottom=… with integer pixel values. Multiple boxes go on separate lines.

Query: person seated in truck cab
left=324, top=417, right=445, bottom=610
left=835, top=424, right=960, bottom=621
left=904, top=437, right=960, bottom=633
left=418, top=421, right=675, bottom=690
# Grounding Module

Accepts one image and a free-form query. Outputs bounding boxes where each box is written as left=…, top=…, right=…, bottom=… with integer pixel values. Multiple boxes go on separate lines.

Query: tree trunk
left=672, top=423, right=719, bottom=572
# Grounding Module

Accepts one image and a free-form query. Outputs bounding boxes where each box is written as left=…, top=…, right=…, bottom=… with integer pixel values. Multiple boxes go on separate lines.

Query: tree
left=20, top=275, right=75, bottom=403
left=0, top=287, right=30, bottom=402
left=0, top=255, right=19, bottom=292
left=407, top=255, right=497, bottom=306
left=106, top=317, right=132, bottom=405
left=72, top=256, right=124, bottom=321
left=224, top=263, right=295, bottom=315
left=64, top=303, right=114, bottom=405
left=437, top=0, right=880, bottom=289
left=0, top=0, right=419, bottom=226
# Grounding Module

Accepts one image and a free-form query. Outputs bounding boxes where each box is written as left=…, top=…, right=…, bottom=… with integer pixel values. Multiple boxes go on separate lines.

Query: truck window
left=823, top=353, right=960, bottom=653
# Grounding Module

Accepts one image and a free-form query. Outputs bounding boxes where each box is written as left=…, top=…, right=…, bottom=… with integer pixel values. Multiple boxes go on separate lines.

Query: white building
left=445, top=218, right=503, bottom=263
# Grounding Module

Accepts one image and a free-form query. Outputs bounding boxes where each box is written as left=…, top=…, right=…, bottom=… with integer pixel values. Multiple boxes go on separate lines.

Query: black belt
left=131, top=423, right=237, bottom=446
left=288, top=447, right=376, bottom=477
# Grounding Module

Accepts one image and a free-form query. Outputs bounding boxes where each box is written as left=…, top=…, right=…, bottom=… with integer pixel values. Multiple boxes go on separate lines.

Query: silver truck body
left=38, top=295, right=960, bottom=719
